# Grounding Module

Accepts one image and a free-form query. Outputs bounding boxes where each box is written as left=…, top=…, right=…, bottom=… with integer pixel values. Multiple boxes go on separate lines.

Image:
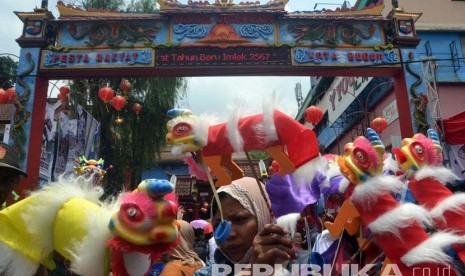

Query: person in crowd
left=207, top=235, right=217, bottom=263
left=149, top=253, right=170, bottom=276
left=193, top=228, right=208, bottom=262
left=292, top=231, right=311, bottom=265
left=312, top=213, right=336, bottom=255
left=196, top=177, right=295, bottom=275
left=160, top=220, right=205, bottom=276
left=0, top=142, right=27, bottom=208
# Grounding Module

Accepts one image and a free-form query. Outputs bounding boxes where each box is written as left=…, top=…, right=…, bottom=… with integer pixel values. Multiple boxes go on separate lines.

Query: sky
left=0, top=0, right=355, bottom=120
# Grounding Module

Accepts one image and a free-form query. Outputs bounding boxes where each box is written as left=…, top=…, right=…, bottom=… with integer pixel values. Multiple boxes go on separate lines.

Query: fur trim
left=259, top=94, right=279, bottom=143
left=401, top=231, right=465, bottom=266
left=276, top=213, right=301, bottom=239
left=22, top=176, right=104, bottom=255
left=338, top=178, right=350, bottom=194
left=192, top=115, right=216, bottom=147
left=294, top=156, right=327, bottom=185
left=383, top=153, right=401, bottom=174
left=0, top=241, right=38, bottom=276
left=430, top=193, right=465, bottom=219
left=326, top=165, right=343, bottom=179
left=70, top=196, right=122, bottom=276
left=415, top=166, right=458, bottom=184
left=226, top=100, right=246, bottom=153
left=170, top=144, right=186, bottom=155
left=368, top=203, right=433, bottom=237
left=351, top=175, right=404, bottom=208
left=108, top=236, right=178, bottom=274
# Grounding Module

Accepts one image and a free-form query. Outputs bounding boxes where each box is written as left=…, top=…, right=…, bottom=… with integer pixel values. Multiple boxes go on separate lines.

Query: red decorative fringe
left=107, top=236, right=179, bottom=276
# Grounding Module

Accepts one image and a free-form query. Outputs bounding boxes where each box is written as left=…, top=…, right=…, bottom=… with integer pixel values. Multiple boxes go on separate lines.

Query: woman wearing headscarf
left=196, top=177, right=295, bottom=275
left=160, top=220, right=205, bottom=276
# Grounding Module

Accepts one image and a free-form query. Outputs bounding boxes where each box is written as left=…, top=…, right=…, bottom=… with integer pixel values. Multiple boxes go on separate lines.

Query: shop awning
left=440, top=110, right=465, bottom=145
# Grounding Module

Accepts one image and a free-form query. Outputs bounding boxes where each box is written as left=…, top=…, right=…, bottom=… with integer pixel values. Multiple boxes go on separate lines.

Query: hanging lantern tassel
left=371, top=117, right=388, bottom=133
left=305, top=105, right=324, bottom=126
left=132, top=103, right=143, bottom=119
left=111, top=95, right=127, bottom=125
left=114, top=117, right=124, bottom=125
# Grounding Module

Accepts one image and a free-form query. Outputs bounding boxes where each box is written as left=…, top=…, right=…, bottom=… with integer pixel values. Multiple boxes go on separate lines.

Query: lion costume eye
left=172, top=122, right=192, bottom=137
left=410, top=142, right=426, bottom=162
left=128, top=208, right=137, bottom=217
left=353, top=148, right=370, bottom=169
left=121, top=204, right=144, bottom=222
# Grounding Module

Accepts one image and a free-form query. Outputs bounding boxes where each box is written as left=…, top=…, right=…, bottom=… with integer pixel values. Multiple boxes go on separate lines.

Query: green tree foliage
left=70, top=77, right=186, bottom=196
left=72, top=0, right=125, bottom=11
left=0, top=56, right=18, bottom=89
left=126, top=0, right=159, bottom=13
left=66, top=0, right=185, bottom=195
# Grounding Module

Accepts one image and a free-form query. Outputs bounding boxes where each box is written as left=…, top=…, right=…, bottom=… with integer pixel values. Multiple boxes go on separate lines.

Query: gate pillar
left=393, top=71, right=414, bottom=138
left=12, top=8, right=54, bottom=198
left=388, top=8, right=425, bottom=138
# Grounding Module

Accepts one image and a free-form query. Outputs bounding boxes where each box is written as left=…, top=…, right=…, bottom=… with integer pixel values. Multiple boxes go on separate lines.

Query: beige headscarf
left=171, top=220, right=205, bottom=266
left=214, top=177, right=273, bottom=263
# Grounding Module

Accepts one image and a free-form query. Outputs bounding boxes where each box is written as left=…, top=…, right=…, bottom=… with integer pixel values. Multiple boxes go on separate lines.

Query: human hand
left=250, top=224, right=296, bottom=265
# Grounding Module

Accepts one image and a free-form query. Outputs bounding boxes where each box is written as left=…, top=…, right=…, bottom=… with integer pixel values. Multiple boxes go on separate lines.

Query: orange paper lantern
left=132, top=103, right=143, bottom=116
left=371, top=117, right=388, bottom=133
left=111, top=95, right=127, bottom=111
left=119, top=79, right=132, bottom=94
left=98, top=87, right=115, bottom=103
left=305, top=105, right=323, bottom=125
left=59, top=85, right=70, bottom=95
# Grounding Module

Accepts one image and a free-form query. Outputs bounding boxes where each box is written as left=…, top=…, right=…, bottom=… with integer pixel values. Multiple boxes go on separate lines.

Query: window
left=424, top=40, right=432, bottom=56
left=450, top=40, right=461, bottom=72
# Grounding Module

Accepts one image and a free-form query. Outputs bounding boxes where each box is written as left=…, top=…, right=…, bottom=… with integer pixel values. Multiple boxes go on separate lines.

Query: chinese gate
left=12, top=0, right=423, bottom=195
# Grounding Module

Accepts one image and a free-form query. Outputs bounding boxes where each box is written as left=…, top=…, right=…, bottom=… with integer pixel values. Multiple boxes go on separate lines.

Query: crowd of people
left=0, top=142, right=27, bottom=208
left=158, top=176, right=333, bottom=275
left=6, top=132, right=463, bottom=276
left=0, top=143, right=332, bottom=275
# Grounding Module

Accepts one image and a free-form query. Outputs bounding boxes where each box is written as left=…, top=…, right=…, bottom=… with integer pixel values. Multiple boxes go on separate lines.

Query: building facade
left=297, top=0, right=465, bottom=178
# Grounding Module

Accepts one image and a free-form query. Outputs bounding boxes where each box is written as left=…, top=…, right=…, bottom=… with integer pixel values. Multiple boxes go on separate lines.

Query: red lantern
left=305, top=105, right=323, bottom=125
left=111, top=95, right=127, bottom=111
left=6, top=87, right=15, bottom=101
left=0, top=89, right=8, bottom=103
left=57, top=92, right=68, bottom=103
left=371, top=117, right=388, bottom=133
left=119, top=79, right=132, bottom=94
left=59, top=85, right=70, bottom=95
left=98, top=87, right=115, bottom=103
left=132, top=103, right=143, bottom=116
